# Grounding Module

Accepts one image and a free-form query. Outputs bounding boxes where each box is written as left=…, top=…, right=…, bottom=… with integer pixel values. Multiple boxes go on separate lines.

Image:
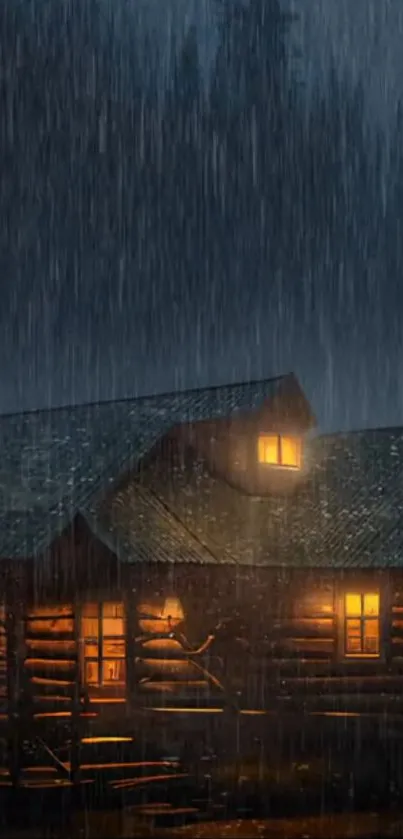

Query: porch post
left=5, top=574, right=23, bottom=788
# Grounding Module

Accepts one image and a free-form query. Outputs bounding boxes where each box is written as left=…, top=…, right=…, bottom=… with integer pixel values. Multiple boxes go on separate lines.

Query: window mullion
left=360, top=595, right=364, bottom=654
left=277, top=435, right=282, bottom=466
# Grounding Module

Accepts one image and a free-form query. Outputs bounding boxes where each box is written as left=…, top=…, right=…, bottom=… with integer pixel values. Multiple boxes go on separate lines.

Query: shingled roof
left=107, top=427, right=403, bottom=570
left=0, top=374, right=290, bottom=559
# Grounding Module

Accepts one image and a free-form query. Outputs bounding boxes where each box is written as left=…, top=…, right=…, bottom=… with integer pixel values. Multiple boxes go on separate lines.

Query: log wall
left=3, top=531, right=403, bottom=730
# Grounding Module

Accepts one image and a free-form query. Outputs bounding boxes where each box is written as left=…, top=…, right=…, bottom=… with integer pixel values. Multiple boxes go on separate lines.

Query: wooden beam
left=125, top=592, right=137, bottom=709
left=5, top=576, right=22, bottom=788
left=69, top=599, right=81, bottom=792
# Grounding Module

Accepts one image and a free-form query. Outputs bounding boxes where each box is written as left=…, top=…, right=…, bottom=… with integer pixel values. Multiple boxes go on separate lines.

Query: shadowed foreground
left=3, top=812, right=403, bottom=839
left=1, top=712, right=403, bottom=838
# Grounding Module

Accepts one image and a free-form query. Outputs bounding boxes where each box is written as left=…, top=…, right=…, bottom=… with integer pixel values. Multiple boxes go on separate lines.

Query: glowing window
left=258, top=435, right=301, bottom=468
left=344, top=592, right=380, bottom=657
left=81, top=602, right=126, bottom=692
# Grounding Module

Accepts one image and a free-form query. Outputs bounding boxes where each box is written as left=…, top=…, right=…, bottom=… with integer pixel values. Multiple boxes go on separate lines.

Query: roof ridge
left=0, top=373, right=292, bottom=422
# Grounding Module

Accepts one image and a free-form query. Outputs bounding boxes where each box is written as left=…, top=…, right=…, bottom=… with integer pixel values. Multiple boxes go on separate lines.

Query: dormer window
left=258, top=434, right=301, bottom=469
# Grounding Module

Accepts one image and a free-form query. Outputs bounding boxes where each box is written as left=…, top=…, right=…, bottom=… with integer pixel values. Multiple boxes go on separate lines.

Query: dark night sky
left=1, top=0, right=403, bottom=433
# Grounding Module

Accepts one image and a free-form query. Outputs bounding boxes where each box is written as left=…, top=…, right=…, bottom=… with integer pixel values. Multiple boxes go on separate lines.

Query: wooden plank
left=24, top=650, right=78, bottom=662
left=30, top=681, right=75, bottom=697
left=245, top=657, right=392, bottom=679
left=25, top=606, right=74, bottom=619
left=261, top=639, right=334, bottom=658
left=24, top=661, right=77, bottom=679
left=30, top=675, right=74, bottom=687
left=25, top=638, right=76, bottom=652
left=291, top=591, right=335, bottom=620
left=26, top=618, right=74, bottom=634
left=276, top=674, right=403, bottom=696
left=32, top=696, right=73, bottom=705
left=283, top=692, right=403, bottom=714
left=270, top=618, right=335, bottom=639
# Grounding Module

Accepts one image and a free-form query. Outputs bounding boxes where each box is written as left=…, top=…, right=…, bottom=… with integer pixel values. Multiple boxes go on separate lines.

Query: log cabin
left=1, top=370, right=403, bottom=780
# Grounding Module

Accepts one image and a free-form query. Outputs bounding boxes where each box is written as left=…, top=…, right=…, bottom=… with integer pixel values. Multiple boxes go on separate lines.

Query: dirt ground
left=3, top=811, right=403, bottom=839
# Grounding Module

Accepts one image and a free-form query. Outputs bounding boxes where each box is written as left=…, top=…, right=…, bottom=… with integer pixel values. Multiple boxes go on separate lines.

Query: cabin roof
left=0, top=374, right=293, bottom=559
left=98, top=427, right=403, bottom=569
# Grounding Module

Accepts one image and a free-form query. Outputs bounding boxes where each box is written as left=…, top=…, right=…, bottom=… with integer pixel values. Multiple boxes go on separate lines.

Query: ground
left=4, top=812, right=403, bottom=839
left=1, top=710, right=403, bottom=838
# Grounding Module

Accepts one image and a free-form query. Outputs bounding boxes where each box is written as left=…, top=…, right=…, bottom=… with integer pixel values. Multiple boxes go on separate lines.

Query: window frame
left=80, top=601, right=126, bottom=695
left=257, top=433, right=301, bottom=469
left=337, top=584, right=385, bottom=662
left=343, top=592, right=380, bottom=658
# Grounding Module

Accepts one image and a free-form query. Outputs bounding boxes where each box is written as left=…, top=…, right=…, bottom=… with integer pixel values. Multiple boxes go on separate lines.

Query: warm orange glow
left=141, top=638, right=184, bottom=652
left=140, top=658, right=189, bottom=676
left=89, top=696, right=126, bottom=704
left=81, top=602, right=126, bottom=692
left=151, top=707, right=224, bottom=714
left=345, top=593, right=362, bottom=617
left=137, top=597, right=185, bottom=634
left=344, top=592, right=380, bottom=657
left=258, top=434, right=301, bottom=468
left=25, top=639, right=75, bottom=653
left=161, top=597, right=185, bottom=623
left=258, top=434, right=278, bottom=465
left=26, top=617, right=74, bottom=634
left=25, top=658, right=75, bottom=668
left=364, top=593, right=379, bottom=616
left=280, top=436, right=301, bottom=468
left=27, top=605, right=73, bottom=618
left=81, top=737, right=133, bottom=744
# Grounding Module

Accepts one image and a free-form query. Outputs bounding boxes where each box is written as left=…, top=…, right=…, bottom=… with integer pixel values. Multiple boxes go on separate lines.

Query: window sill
left=259, top=463, right=301, bottom=471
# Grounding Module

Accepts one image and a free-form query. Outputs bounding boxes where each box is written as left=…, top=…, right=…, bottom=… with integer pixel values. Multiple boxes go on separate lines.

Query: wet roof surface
left=117, top=427, right=403, bottom=569
left=0, top=376, right=285, bottom=558
left=3, top=373, right=403, bottom=568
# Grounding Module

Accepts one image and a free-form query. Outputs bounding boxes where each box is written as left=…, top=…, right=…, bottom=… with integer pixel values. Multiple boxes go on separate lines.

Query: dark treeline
left=1, top=0, right=402, bottom=401
left=143, top=0, right=395, bottom=352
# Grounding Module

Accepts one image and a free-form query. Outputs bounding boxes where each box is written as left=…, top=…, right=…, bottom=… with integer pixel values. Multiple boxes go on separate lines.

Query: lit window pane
left=346, top=618, right=361, bottom=633
left=345, top=594, right=362, bottom=617
left=82, top=616, right=99, bottom=638
left=364, top=619, right=380, bottom=654
left=103, top=640, right=125, bottom=658
left=85, top=660, right=99, bottom=685
left=363, top=593, right=379, bottom=617
left=258, top=435, right=278, bottom=464
left=102, top=659, right=126, bottom=685
left=345, top=618, right=362, bottom=654
left=84, top=642, right=98, bottom=657
left=102, top=603, right=125, bottom=619
left=280, top=437, right=301, bottom=468
left=346, top=634, right=362, bottom=654
left=103, top=617, right=124, bottom=637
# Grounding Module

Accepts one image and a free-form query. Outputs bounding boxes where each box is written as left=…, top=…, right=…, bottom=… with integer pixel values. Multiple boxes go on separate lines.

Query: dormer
left=167, top=373, right=316, bottom=497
